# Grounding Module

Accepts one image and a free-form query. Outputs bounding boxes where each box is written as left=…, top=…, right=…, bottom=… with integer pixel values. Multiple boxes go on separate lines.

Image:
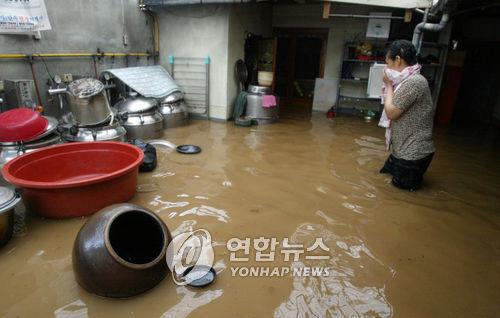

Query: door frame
left=273, top=27, right=329, bottom=107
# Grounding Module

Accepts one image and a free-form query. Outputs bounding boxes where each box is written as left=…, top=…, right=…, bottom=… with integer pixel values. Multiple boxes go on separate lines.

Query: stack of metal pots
left=245, top=85, right=279, bottom=125
left=158, top=91, right=189, bottom=128
left=115, top=96, right=164, bottom=140
left=0, top=116, right=61, bottom=186
left=58, top=78, right=127, bottom=142
left=0, top=186, right=21, bottom=248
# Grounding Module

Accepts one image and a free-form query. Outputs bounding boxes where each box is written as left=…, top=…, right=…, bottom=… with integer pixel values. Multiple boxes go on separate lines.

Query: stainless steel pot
left=67, top=78, right=112, bottom=126
left=63, top=121, right=127, bottom=142
left=159, top=101, right=188, bottom=128
left=120, top=110, right=164, bottom=140
left=1, top=132, right=62, bottom=170
left=72, top=203, right=171, bottom=298
left=0, top=187, right=21, bottom=248
left=159, top=92, right=188, bottom=128
left=245, top=85, right=279, bottom=125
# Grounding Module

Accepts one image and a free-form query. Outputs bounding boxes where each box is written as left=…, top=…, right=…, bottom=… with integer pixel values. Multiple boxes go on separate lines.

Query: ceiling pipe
left=412, top=0, right=451, bottom=54
left=329, top=13, right=405, bottom=20
left=412, top=12, right=449, bottom=54
left=412, top=0, right=459, bottom=54
left=143, top=0, right=251, bottom=6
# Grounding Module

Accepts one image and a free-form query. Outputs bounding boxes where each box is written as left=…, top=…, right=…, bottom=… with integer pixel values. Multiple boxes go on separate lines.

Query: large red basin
left=2, top=142, right=144, bottom=218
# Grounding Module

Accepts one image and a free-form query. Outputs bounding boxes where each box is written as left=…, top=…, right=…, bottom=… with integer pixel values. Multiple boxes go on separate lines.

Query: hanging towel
left=262, top=95, right=277, bottom=108
left=379, top=63, right=421, bottom=150
left=233, top=91, right=248, bottom=119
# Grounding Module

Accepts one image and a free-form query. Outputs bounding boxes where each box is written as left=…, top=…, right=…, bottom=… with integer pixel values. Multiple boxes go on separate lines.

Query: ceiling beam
left=322, top=0, right=432, bottom=9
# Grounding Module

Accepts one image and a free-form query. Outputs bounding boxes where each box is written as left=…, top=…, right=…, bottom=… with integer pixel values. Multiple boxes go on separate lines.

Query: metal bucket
left=67, top=92, right=111, bottom=126
left=245, top=85, right=279, bottom=125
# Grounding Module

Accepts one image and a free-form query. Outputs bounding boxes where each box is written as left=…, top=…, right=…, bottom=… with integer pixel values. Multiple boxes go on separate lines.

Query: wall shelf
left=339, top=95, right=380, bottom=101
left=340, top=78, right=369, bottom=83
left=343, top=59, right=384, bottom=63
left=335, top=39, right=447, bottom=114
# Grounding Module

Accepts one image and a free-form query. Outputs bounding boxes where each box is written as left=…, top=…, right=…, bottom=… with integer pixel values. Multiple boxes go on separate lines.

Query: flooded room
left=0, top=0, right=499, bottom=317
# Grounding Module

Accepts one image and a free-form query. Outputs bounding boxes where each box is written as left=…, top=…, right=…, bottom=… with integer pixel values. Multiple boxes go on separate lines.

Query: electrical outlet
left=0, top=80, right=4, bottom=92
left=123, top=34, right=129, bottom=46
left=61, top=74, right=73, bottom=82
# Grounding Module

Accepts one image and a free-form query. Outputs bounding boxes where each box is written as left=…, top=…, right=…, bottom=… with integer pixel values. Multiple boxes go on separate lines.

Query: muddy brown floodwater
left=1, top=114, right=499, bottom=317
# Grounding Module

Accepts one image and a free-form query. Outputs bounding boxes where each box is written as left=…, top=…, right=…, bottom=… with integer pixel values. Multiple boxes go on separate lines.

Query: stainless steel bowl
left=0, top=187, right=21, bottom=248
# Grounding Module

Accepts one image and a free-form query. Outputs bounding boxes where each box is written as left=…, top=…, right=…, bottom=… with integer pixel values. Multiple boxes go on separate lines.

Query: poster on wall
left=0, top=0, right=52, bottom=33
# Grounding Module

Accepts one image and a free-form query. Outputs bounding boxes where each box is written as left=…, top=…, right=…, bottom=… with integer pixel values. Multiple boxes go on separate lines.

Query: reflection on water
left=0, top=115, right=499, bottom=317
left=160, top=288, right=223, bottom=318
left=275, top=223, right=393, bottom=318
left=54, top=299, right=88, bottom=318
left=179, top=205, right=230, bottom=223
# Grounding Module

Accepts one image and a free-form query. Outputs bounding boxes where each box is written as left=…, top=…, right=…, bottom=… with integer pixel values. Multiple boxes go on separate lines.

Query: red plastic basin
left=0, top=108, right=48, bottom=142
left=2, top=142, right=144, bottom=218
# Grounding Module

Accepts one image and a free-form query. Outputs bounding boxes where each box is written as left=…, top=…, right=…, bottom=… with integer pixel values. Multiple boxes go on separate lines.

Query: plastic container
left=2, top=142, right=144, bottom=218
left=258, top=71, right=273, bottom=87
left=0, top=108, right=48, bottom=142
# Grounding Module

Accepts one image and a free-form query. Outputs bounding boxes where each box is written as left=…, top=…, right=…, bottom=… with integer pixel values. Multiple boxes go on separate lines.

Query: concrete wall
left=0, top=0, right=154, bottom=117
left=156, top=4, right=230, bottom=120
left=226, top=4, right=273, bottom=118
left=156, top=3, right=272, bottom=120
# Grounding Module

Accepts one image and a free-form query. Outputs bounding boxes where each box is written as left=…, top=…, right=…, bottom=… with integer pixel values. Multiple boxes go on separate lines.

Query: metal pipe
left=205, top=57, right=210, bottom=119
left=92, top=56, right=98, bottom=78
left=329, top=13, right=404, bottom=20
left=0, top=52, right=153, bottom=59
left=48, top=84, right=115, bottom=96
left=48, top=88, right=68, bottom=95
left=417, top=8, right=430, bottom=53
left=144, top=0, right=250, bottom=6
left=28, top=58, right=43, bottom=108
left=412, top=12, right=450, bottom=54
left=414, top=8, right=436, bottom=17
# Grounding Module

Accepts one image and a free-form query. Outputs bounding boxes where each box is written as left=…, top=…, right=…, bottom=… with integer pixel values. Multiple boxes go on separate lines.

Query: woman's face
left=385, top=54, right=407, bottom=72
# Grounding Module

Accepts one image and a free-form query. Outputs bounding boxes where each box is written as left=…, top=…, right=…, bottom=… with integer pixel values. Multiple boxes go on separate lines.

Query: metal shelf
left=340, top=78, right=369, bottom=83
left=339, top=94, right=380, bottom=101
left=343, top=59, right=383, bottom=63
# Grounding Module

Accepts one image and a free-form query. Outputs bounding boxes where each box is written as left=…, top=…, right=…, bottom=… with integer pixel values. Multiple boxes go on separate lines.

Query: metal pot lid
left=0, top=187, right=20, bottom=212
left=63, top=121, right=126, bottom=142
left=115, top=97, right=158, bottom=114
left=160, top=103, right=186, bottom=114
left=161, top=91, right=184, bottom=104
left=247, top=85, right=272, bottom=95
left=21, top=116, right=59, bottom=143
left=68, top=78, right=104, bottom=98
left=1, top=133, right=61, bottom=150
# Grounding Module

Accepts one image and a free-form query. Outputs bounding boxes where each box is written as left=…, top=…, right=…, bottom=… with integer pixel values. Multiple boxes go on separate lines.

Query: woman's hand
left=383, top=73, right=392, bottom=87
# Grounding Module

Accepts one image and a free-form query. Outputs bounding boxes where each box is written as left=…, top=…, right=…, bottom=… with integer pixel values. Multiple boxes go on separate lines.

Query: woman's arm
left=383, top=76, right=404, bottom=121
left=384, top=85, right=404, bottom=120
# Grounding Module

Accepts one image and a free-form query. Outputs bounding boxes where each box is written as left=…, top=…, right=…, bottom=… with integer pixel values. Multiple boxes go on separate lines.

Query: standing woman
left=379, top=40, right=436, bottom=191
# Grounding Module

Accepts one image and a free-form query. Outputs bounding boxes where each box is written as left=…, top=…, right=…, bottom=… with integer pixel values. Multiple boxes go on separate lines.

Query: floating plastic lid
left=68, top=78, right=104, bottom=98
left=183, top=265, right=216, bottom=287
left=176, top=145, right=201, bottom=154
left=0, top=108, right=48, bottom=142
left=0, top=187, right=20, bottom=213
